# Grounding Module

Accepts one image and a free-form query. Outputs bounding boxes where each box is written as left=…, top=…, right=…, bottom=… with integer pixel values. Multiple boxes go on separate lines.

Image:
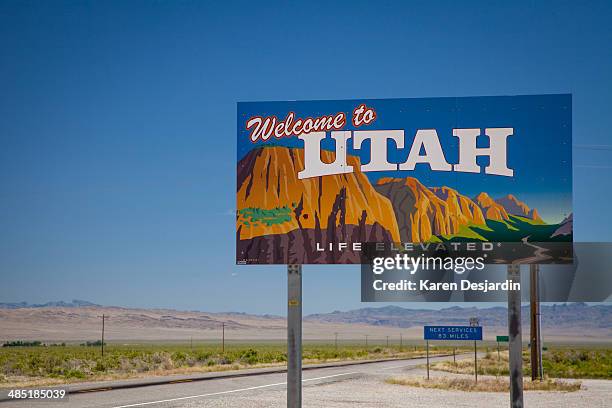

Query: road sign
left=236, top=95, right=573, bottom=265
left=497, top=335, right=509, bottom=342
left=496, top=336, right=510, bottom=343
left=424, top=326, right=483, bottom=341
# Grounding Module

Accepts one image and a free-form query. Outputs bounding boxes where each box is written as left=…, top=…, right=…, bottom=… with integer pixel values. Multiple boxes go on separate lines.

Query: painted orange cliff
left=474, top=192, right=510, bottom=221
left=236, top=146, right=400, bottom=263
left=236, top=146, right=551, bottom=263
left=374, top=178, right=486, bottom=242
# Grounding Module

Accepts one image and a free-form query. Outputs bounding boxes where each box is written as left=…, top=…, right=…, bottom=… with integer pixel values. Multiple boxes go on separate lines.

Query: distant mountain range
left=0, top=299, right=99, bottom=309
left=5, top=300, right=605, bottom=332
left=306, top=303, right=611, bottom=332
left=0, top=301, right=609, bottom=342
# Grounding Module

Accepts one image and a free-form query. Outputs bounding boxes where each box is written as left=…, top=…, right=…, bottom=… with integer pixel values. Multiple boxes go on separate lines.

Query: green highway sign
left=497, top=335, right=509, bottom=342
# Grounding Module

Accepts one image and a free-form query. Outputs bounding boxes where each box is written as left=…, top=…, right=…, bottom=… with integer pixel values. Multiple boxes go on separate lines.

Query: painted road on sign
left=424, top=326, right=483, bottom=341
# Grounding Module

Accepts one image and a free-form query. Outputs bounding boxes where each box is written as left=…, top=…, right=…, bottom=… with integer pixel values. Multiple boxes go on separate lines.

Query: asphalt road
left=0, top=354, right=472, bottom=408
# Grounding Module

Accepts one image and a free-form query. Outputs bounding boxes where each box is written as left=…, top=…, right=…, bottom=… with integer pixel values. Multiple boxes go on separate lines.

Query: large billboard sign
left=237, top=95, right=572, bottom=265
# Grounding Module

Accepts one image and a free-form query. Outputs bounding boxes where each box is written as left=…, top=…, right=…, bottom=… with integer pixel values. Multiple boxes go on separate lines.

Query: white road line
left=111, top=372, right=359, bottom=408
left=378, top=363, right=418, bottom=371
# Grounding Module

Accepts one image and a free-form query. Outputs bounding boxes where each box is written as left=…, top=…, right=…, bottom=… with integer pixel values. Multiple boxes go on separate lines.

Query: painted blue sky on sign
left=238, top=94, right=572, bottom=223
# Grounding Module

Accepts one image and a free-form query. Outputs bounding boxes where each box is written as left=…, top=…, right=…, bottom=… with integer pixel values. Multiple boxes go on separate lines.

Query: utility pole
left=190, top=336, right=193, bottom=351
left=101, top=314, right=106, bottom=357
left=508, top=264, right=524, bottom=408
left=530, top=264, right=542, bottom=381
left=538, top=303, right=544, bottom=379
left=287, top=264, right=302, bottom=408
left=334, top=332, right=338, bottom=350
left=222, top=322, right=225, bottom=354
left=386, top=336, right=389, bottom=347
left=365, top=335, right=368, bottom=348
left=399, top=333, right=403, bottom=351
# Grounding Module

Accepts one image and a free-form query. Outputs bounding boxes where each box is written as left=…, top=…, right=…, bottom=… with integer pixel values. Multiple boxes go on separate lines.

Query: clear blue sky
left=1, top=1, right=611, bottom=315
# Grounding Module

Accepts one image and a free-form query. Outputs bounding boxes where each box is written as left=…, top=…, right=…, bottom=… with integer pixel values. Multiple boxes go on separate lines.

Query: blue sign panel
left=424, top=326, right=483, bottom=341
left=236, top=95, right=573, bottom=265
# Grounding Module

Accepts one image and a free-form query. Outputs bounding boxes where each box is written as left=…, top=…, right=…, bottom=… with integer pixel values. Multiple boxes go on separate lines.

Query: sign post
left=530, top=264, right=543, bottom=381
left=497, top=335, right=509, bottom=362
left=426, top=340, right=430, bottom=380
left=424, top=325, right=483, bottom=382
left=287, top=264, right=302, bottom=408
left=507, top=264, right=524, bottom=408
left=470, top=318, right=480, bottom=383
left=474, top=340, right=478, bottom=383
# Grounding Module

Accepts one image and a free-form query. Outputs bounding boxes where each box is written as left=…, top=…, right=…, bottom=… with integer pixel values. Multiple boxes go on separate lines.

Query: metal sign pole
left=474, top=340, right=478, bottom=383
left=287, top=264, right=302, bottom=408
left=469, top=317, right=479, bottom=383
left=508, top=264, right=524, bottom=408
left=426, top=340, right=430, bottom=380
left=530, top=264, right=540, bottom=381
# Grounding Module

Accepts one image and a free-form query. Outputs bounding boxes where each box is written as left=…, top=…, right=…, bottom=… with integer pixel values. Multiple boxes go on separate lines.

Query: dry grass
left=0, top=343, right=447, bottom=389
left=430, top=349, right=612, bottom=380
left=386, top=376, right=582, bottom=393
left=431, top=350, right=511, bottom=376
left=0, top=362, right=285, bottom=389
